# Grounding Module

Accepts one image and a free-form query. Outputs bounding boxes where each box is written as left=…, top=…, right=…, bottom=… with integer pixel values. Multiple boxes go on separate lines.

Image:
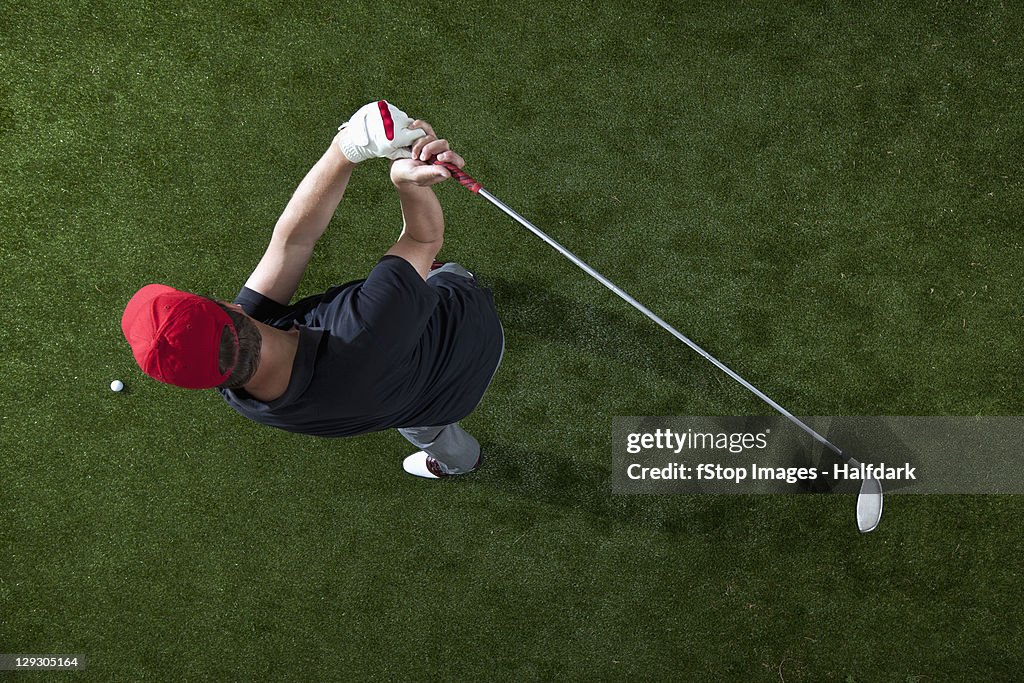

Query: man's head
left=121, top=285, right=261, bottom=390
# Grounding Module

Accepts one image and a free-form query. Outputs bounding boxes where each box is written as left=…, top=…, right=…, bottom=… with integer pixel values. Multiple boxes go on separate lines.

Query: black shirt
left=219, top=256, right=503, bottom=436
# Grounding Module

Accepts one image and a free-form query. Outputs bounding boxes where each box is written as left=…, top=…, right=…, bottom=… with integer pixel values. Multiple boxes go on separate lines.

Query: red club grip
left=431, top=160, right=482, bottom=193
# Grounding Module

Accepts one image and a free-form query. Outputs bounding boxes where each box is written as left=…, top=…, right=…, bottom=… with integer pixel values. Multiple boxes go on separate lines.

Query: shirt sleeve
left=349, top=256, right=439, bottom=351
left=234, top=286, right=291, bottom=323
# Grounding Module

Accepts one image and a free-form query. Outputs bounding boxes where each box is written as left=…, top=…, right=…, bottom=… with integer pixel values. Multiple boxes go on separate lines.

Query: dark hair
left=214, top=303, right=262, bottom=390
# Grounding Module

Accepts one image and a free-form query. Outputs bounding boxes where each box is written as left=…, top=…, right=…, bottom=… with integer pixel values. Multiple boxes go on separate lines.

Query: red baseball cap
left=122, top=284, right=238, bottom=389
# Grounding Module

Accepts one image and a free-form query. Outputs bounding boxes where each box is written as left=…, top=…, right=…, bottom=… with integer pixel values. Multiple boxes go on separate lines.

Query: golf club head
left=855, top=475, right=884, bottom=533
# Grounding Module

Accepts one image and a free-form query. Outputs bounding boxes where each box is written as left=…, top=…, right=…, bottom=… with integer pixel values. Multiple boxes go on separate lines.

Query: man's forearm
left=273, top=143, right=355, bottom=247
left=395, top=183, right=444, bottom=245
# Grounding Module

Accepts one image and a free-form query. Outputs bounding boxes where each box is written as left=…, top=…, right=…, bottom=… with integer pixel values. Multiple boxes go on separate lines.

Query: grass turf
left=2, top=0, right=1022, bottom=679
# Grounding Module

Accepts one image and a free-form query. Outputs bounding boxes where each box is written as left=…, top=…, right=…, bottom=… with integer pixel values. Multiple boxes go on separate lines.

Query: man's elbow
left=400, top=231, right=443, bottom=251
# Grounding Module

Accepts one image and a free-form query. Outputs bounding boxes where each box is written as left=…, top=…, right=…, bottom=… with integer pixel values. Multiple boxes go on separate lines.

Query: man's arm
left=385, top=123, right=466, bottom=280
left=385, top=183, right=445, bottom=280
left=244, top=143, right=355, bottom=305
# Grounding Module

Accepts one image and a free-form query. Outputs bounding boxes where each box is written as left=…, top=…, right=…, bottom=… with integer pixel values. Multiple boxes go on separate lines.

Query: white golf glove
left=335, top=100, right=426, bottom=163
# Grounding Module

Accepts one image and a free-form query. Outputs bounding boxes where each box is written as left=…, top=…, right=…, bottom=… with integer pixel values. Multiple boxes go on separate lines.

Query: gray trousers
left=397, top=422, right=482, bottom=475
left=396, top=263, right=502, bottom=475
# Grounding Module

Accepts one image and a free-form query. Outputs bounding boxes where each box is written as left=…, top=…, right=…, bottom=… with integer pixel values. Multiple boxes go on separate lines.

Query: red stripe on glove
left=377, top=100, right=395, bottom=141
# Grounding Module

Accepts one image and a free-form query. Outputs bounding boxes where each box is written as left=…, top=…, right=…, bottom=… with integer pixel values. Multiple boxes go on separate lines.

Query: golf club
left=432, top=160, right=883, bottom=533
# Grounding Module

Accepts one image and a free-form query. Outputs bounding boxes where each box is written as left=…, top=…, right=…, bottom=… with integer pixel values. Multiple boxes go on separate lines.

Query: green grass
left=2, top=0, right=1022, bottom=679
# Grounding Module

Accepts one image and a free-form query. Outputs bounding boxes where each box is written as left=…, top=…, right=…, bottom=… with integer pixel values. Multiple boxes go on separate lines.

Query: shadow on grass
left=468, top=440, right=896, bottom=547
left=485, top=275, right=703, bottom=382
left=469, top=276, right=915, bottom=536
left=484, top=275, right=921, bottom=492
left=473, top=440, right=767, bottom=537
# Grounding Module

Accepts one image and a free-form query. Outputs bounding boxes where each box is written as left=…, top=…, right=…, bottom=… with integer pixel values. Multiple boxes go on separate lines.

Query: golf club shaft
left=433, top=160, right=851, bottom=462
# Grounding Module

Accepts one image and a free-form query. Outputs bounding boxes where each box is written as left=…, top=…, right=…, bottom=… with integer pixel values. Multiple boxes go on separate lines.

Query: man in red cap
left=122, top=101, right=503, bottom=479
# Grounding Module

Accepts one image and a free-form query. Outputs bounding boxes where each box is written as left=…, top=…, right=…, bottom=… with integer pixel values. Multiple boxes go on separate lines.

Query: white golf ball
left=110, top=380, right=124, bottom=392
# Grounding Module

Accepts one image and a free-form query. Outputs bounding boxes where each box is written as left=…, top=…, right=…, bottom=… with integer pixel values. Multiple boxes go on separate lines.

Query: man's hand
left=335, top=100, right=427, bottom=163
left=389, top=120, right=465, bottom=187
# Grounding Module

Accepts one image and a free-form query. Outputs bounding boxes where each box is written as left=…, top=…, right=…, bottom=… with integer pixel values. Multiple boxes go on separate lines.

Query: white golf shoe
left=402, top=451, right=482, bottom=479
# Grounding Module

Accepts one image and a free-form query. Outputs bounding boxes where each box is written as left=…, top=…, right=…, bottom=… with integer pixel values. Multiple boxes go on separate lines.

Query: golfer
left=121, top=101, right=504, bottom=479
